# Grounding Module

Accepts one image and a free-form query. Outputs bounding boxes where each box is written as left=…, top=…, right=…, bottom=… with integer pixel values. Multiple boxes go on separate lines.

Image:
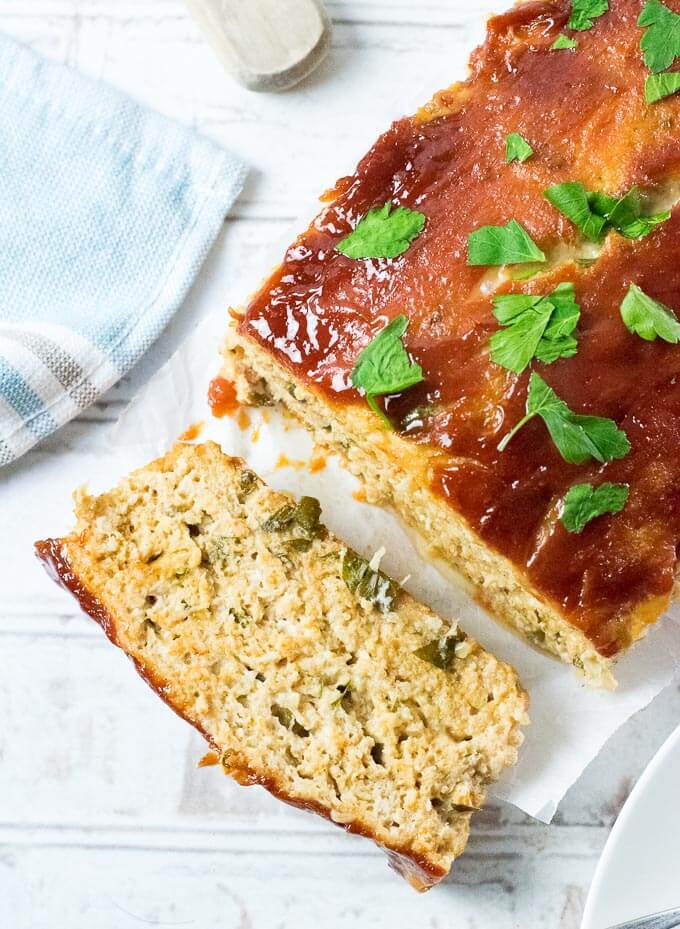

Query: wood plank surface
left=1, top=2, right=679, bottom=927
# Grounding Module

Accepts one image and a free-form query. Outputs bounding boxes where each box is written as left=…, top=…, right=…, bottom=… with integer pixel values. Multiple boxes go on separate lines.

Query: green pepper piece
left=295, top=496, right=323, bottom=537
left=342, top=549, right=398, bottom=613
left=414, top=630, right=467, bottom=671
left=237, top=469, right=259, bottom=502
left=261, top=504, right=297, bottom=532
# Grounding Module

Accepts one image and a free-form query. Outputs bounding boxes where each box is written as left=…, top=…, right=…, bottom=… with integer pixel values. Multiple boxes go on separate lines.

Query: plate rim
left=581, top=721, right=680, bottom=929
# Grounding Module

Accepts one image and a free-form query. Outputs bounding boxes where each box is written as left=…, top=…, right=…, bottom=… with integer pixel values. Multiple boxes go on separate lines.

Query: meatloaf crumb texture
left=36, top=442, right=527, bottom=890
left=227, top=0, right=680, bottom=684
left=223, top=333, right=620, bottom=687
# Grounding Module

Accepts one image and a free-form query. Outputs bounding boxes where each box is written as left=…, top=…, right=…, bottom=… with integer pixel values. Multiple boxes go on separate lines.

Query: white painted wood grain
left=1, top=2, right=680, bottom=927
left=0, top=0, right=490, bottom=219
left=0, top=834, right=600, bottom=929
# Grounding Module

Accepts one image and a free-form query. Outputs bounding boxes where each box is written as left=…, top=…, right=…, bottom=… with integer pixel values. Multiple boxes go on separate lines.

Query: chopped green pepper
left=237, top=469, right=259, bottom=502
left=331, top=682, right=352, bottom=708
left=414, top=629, right=467, bottom=671
left=285, top=538, right=313, bottom=553
left=262, top=496, right=324, bottom=535
left=295, top=496, right=322, bottom=537
left=261, top=504, right=297, bottom=532
left=342, top=549, right=399, bottom=613
left=271, top=704, right=308, bottom=737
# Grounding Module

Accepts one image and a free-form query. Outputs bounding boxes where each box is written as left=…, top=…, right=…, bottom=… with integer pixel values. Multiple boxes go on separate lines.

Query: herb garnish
left=342, top=549, right=398, bottom=613
left=490, top=282, right=580, bottom=373
left=498, top=372, right=631, bottom=464
left=639, top=0, right=680, bottom=73
left=568, top=0, right=609, bottom=31
left=545, top=182, right=606, bottom=241
left=620, top=284, right=680, bottom=343
left=545, top=182, right=669, bottom=241
left=561, top=482, right=629, bottom=533
left=551, top=34, right=578, bottom=50
left=336, top=202, right=426, bottom=259
left=639, top=2, right=680, bottom=102
left=645, top=71, right=680, bottom=102
left=467, top=219, right=546, bottom=266
left=414, top=629, right=467, bottom=671
left=505, top=132, right=534, bottom=164
left=351, top=315, right=423, bottom=427
left=535, top=283, right=581, bottom=362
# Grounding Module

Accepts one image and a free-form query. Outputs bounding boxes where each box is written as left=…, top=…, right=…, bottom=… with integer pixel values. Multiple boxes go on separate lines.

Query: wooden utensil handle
left=183, top=0, right=331, bottom=92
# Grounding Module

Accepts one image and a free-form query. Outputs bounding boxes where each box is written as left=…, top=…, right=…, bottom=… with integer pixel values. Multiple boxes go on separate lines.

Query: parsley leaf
left=491, top=299, right=553, bottom=373
left=490, top=283, right=580, bottom=373
left=505, top=133, right=534, bottom=163
left=540, top=283, right=581, bottom=339
left=545, top=182, right=669, bottom=240
left=599, top=187, right=670, bottom=238
left=620, top=210, right=673, bottom=236
left=467, top=219, right=546, bottom=266
left=638, top=0, right=680, bottom=74
left=492, top=294, right=544, bottom=325
left=545, top=182, right=607, bottom=241
left=351, top=315, right=423, bottom=426
left=551, top=34, right=578, bottom=49
left=568, top=0, right=609, bottom=30
left=498, top=372, right=631, bottom=464
left=561, top=482, right=629, bottom=533
left=645, top=71, right=680, bottom=102
left=336, top=202, right=426, bottom=259
left=534, top=335, right=578, bottom=364
left=535, top=282, right=580, bottom=362
left=602, top=187, right=640, bottom=230
left=620, top=283, right=680, bottom=343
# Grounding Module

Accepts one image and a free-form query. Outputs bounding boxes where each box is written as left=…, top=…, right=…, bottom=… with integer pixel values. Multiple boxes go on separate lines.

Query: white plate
left=582, top=723, right=680, bottom=929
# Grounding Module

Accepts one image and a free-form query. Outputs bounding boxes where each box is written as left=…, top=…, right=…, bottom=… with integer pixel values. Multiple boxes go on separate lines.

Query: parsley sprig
left=561, top=482, right=629, bottom=533
left=620, top=284, right=680, bottom=343
left=551, top=34, right=578, bottom=50
left=490, top=283, right=580, bottom=373
left=567, top=0, right=609, bottom=31
left=545, top=182, right=670, bottom=241
left=351, top=315, right=423, bottom=427
left=505, top=133, right=534, bottom=163
left=498, top=372, right=631, bottom=464
left=467, top=219, right=546, bottom=266
left=638, top=1, right=680, bottom=102
left=639, top=0, right=680, bottom=73
left=645, top=71, right=680, bottom=102
left=336, top=202, right=426, bottom=259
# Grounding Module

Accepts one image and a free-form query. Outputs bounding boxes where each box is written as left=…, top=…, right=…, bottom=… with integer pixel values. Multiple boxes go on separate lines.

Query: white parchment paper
left=109, top=308, right=680, bottom=823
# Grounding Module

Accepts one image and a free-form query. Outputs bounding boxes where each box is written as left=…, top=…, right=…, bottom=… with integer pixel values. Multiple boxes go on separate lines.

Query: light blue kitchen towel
left=0, top=35, right=247, bottom=467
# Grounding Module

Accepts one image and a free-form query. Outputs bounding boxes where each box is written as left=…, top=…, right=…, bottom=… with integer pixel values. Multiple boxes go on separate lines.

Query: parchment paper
left=109, top=307, right=680, bottom=823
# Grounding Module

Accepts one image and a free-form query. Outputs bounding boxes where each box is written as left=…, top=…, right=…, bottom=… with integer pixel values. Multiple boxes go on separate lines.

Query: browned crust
left=34, top=537, right=449, bottom=891
left=35, top=537, right=219, bottom=748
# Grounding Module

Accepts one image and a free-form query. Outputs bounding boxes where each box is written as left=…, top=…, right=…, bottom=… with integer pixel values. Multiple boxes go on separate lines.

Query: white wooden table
left=1, top=2, right=679, bottom=926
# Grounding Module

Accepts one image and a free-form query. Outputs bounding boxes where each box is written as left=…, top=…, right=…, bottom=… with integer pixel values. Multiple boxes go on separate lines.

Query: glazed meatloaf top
left=236, top=0, right=680, bottom=659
